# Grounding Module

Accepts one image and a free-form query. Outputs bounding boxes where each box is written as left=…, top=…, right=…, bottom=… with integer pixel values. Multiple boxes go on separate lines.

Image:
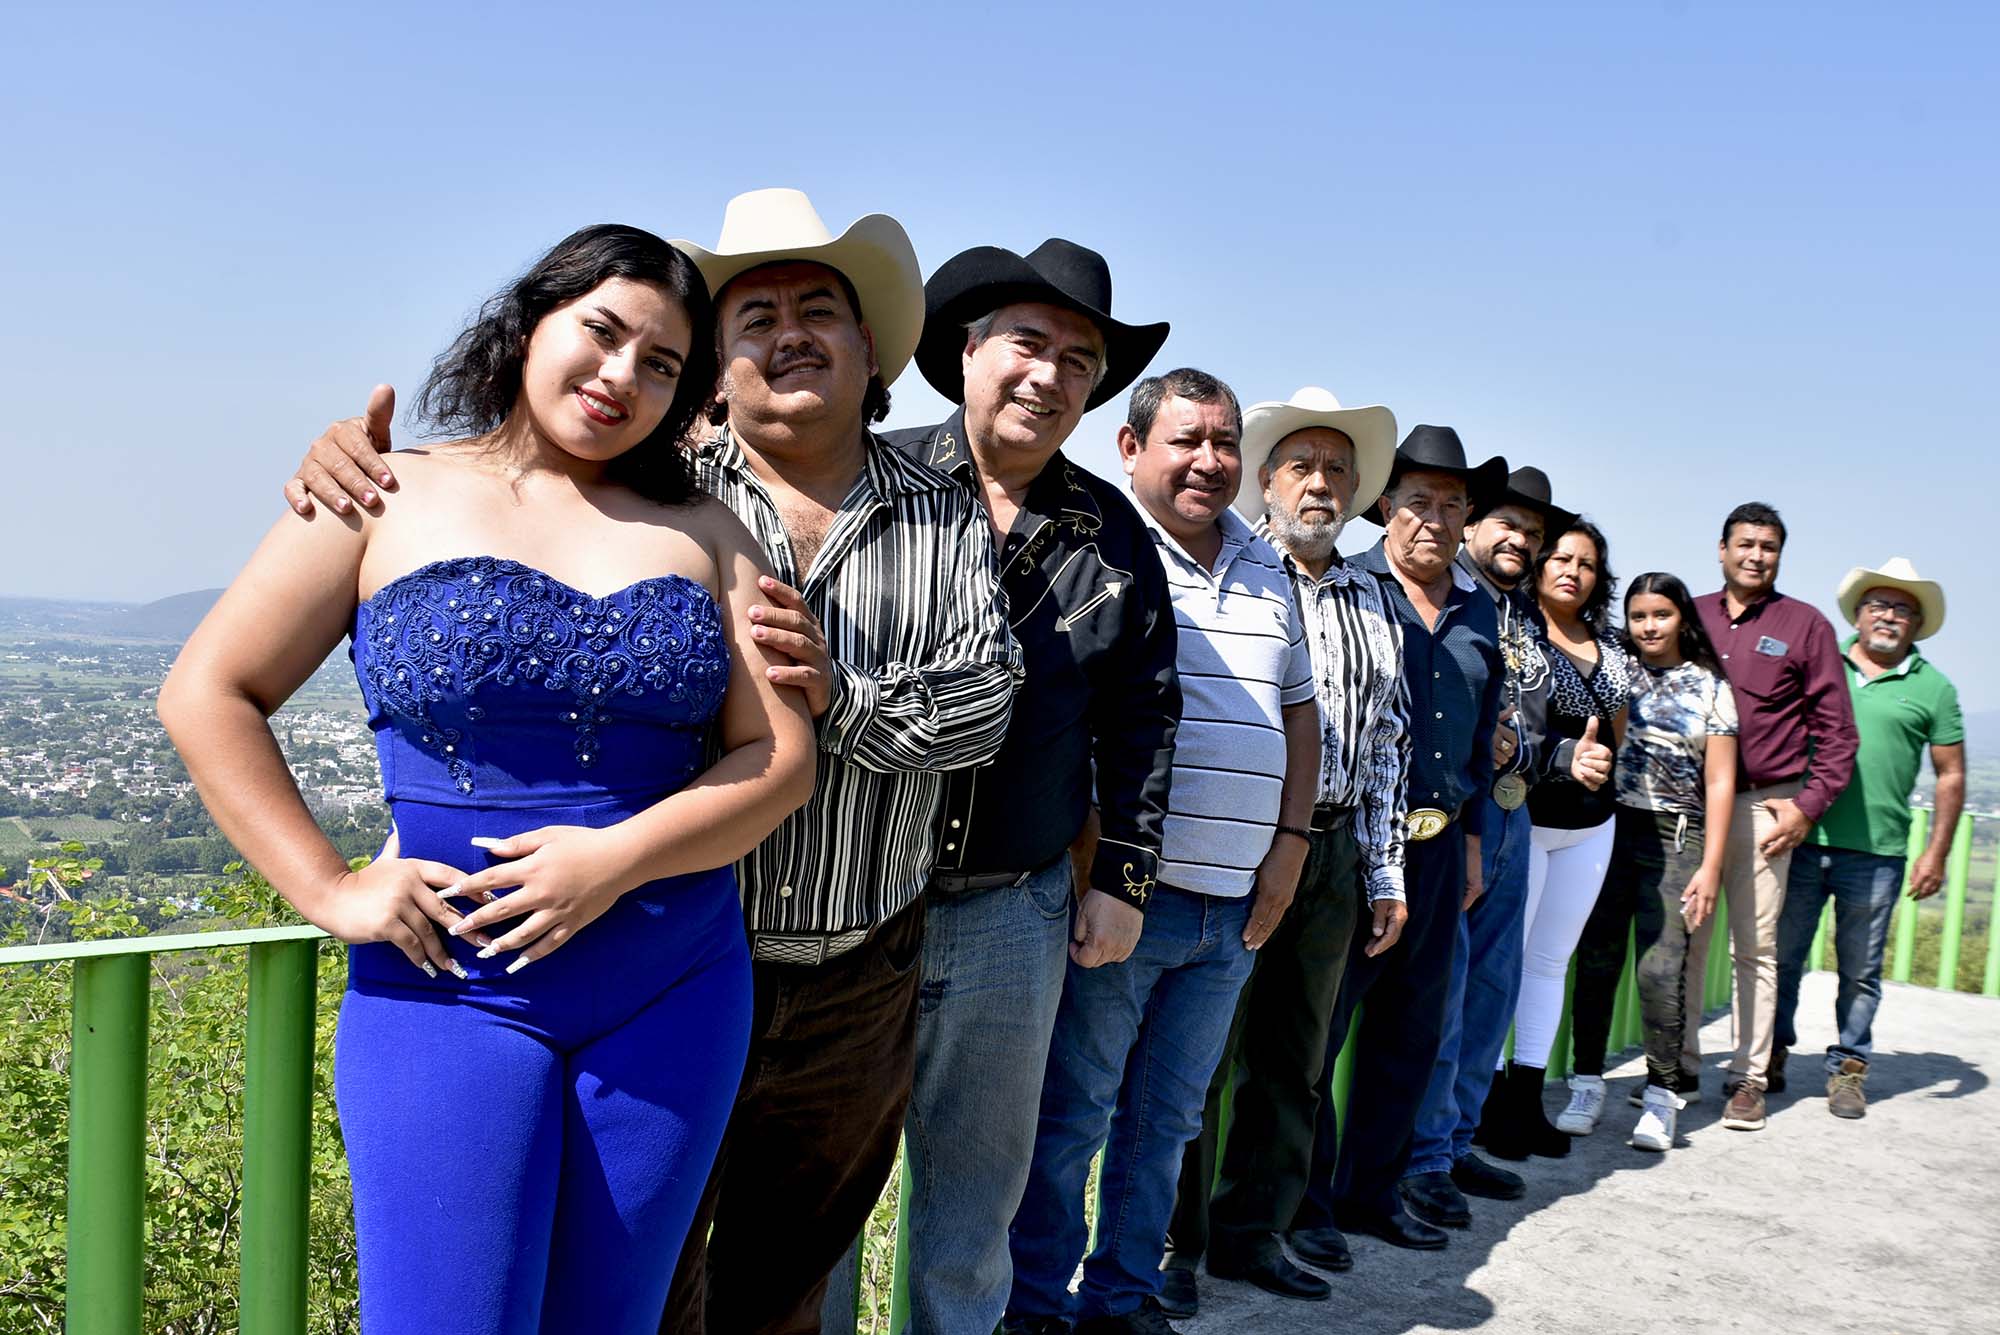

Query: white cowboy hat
left=672, top=188, right=925, bottom=387
left=1234, top=386, right=1398, bottom=523
left=1837, top=556, right=1946, bottom=640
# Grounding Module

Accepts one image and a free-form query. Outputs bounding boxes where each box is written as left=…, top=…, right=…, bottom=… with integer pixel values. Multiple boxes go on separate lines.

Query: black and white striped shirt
left=1260, top=522, right=1412, bottom=903
left=693, top=428, right=1021, bottom=959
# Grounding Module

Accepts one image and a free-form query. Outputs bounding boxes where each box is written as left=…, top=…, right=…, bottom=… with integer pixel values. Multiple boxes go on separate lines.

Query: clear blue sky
left=3, top=2, right=1994, bottom=705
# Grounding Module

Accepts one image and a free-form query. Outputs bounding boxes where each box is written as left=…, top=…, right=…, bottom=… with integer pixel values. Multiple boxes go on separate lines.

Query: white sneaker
left=1630, top=1079, right=1701, bottom=1107
left=1630, top=1085, right=1685, bottom=1151
left=1555, top=1074, right=1606, bottom=1135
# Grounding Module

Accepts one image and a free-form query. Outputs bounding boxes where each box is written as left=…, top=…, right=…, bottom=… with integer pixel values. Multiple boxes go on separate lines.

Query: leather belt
left=930, top=851, right=1067, bottom=895
left=1311, top=802, right=1354, bottom=833
left=749, top=928, right=871, bottom=966
left=930, top=867, right=1036, bottom=893
left=1405, top=808, right=1456, bottom=842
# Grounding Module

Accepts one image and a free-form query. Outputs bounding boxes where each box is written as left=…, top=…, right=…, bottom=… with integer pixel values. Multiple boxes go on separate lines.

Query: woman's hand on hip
left=315, top=856, right=477, bottom=978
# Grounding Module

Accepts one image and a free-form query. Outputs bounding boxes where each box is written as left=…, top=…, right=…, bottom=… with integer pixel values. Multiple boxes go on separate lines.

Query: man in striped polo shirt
left=1006, top=369, right=1320, bottom=1335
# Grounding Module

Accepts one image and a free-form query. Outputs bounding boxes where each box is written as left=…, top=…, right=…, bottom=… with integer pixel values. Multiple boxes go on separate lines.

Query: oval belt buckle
left=1406, top=808, right=1449, bottom=842
left=1493, top=773, right=1528, bottom=811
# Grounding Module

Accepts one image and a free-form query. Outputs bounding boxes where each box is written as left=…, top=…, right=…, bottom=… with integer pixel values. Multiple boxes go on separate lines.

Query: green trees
left=0, top=857, right=359, bottom=1334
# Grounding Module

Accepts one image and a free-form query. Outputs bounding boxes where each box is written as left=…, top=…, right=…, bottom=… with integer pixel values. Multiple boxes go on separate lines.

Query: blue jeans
left=902, top=860, right=1074, bottom=1335
left=1776, top=846, right=1905, bottom=1075
left=1008, top=886, right=1255, bottom=1324
left=1406, top=798, right=1531, bottom=1177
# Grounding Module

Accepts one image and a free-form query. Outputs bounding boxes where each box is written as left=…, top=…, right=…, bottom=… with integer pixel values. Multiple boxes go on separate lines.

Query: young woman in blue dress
left=159, top=225, right=815, bottom=1334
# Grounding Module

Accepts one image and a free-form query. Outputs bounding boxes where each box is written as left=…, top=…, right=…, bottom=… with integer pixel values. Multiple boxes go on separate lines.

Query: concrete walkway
left=1178, top=974, right=2000, bottom=1335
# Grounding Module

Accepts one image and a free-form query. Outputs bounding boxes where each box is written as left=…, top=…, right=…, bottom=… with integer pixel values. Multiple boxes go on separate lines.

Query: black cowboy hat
left=1475, top=465, right=1580, bottom=537
left=915, top=239, right=1171, bottom=411
left=1360, top=425, right=1509, bottom=524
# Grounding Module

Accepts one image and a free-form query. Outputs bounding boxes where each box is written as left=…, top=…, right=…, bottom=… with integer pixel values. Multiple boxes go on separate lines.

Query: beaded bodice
left=350, top=557, right=729, bottom=808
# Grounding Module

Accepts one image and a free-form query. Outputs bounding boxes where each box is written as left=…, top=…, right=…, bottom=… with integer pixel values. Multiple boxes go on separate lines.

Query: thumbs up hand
left=1569, top=715, right=1614, bottom=791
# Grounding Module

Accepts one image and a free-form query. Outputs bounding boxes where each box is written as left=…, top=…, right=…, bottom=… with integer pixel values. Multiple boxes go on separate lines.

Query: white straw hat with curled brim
left=671, top=188, right=926, bottom=387
left=1233, top=387, right=1398, bottom=523
left=1837, top=556, right=1946, bottom=640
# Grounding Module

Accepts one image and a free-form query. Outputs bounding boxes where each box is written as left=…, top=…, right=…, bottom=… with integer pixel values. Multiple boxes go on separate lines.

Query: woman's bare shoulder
left=678, top=494, right=769, bottom=564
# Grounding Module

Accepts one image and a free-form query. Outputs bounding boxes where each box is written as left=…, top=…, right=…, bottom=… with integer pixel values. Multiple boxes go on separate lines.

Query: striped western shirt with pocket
left=692, top=427, right=1022, bottom=961
left=1132, top=492, right=1315, bottom=899
left=1258, top=522, right=1412, bottom=903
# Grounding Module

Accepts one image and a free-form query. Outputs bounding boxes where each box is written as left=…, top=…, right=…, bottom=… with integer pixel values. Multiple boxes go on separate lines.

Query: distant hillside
left=0, top=590, right=222, bottom=642
left=113, top=590, right=224, bottom=641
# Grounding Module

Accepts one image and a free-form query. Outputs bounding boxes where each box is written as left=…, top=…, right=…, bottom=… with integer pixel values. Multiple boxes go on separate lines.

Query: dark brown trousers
left=661, top=900, right=925, bottom=1335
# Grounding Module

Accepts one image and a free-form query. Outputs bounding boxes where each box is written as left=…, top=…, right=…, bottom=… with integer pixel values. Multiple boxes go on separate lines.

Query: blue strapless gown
left=334, top=556, right=751, bottom=1335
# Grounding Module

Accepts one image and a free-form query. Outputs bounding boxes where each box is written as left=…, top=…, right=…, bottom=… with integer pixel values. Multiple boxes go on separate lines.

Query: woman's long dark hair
left=1535, top=517, right=1617, bottom=629
left=414, top=224, right=717, bottom=505
left=1622, top=571, right=1724, bottom=675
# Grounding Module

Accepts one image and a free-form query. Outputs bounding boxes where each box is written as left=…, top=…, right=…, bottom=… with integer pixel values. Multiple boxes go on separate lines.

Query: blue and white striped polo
left=1129, top=490, right=1316, bottom=898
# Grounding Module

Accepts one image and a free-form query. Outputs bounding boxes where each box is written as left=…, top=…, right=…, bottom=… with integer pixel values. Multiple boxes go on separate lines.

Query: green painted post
left=1329, top=1008, right=1361, bottom=1150
left=1891, top=810, right=1928, bottom=984
left=1935, top=813, right=1974, bottom=992
left=1704, top=894, right=1731, bottom=1011
left=1808, top=900, right=1832, bottom=974
left=887, top=1151, right=913, bottom=1333
left=67, top=954, right=149, bottom=1335
left=240, top=939, right=318, bottom=1334
left=1982, top=856, right=2000, bottom=999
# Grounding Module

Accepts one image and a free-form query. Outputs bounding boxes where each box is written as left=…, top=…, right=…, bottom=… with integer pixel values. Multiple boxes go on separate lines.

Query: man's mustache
left=770, top=349, right=829, bottom=377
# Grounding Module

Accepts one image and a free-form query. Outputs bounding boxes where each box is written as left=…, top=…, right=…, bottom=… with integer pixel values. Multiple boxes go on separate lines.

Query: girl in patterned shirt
left=1556, top=572, right=1737, bottom=1152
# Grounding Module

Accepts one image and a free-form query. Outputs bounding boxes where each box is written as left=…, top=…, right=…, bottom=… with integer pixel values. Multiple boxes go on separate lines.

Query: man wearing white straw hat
left=1161, top=387, right=1409, bottom=1314
left=276, top=189, right=1022, bottom=1335
left=1774, top=557, right=1964, bottom=1120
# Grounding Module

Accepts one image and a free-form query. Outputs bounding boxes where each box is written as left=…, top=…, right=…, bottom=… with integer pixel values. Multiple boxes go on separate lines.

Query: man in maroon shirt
left=1690, top=501, right=1857, bottom=1132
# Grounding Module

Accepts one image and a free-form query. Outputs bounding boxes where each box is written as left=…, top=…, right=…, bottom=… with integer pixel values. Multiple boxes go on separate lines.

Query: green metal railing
left=0, top=925, right=325, bottom=1335
left=4, top=810, right=1990, bottom=1333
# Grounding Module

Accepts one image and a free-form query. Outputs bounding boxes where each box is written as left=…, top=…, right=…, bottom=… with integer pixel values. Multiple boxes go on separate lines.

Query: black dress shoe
left=1208, top=1247, right=1332, bottom=1301
left=1334, top=1202, right=1450, bottom=1250
left=1452, top=1152, right=1526, bottom=1201
left=1398, top=1171, right=1472, bottom=1228
left=1156, top=1265, right=1198, bottom=1319
left=1285, top=1225, right=1354, bottom=1272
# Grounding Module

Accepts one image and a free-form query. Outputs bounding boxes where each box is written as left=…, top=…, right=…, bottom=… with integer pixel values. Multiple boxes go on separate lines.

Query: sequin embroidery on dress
left=351, top=556, right=728, bottom=800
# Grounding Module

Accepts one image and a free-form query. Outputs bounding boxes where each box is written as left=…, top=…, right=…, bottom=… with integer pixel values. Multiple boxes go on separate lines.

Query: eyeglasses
left=1858, top=598, right=1919, bottom=622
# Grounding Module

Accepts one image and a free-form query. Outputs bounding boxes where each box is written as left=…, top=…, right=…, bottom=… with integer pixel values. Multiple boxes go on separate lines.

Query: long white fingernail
left=420, top=961, right=438, bottom=979
left=447, top=961, right=469, bottom=981
left=505, top=956, right=530, bottom=975
left=469, top=837, right=504, bottom=850
left=448, top=921, right=470, bottom=937
left=437, top=883, right=463, bottom=898
left=476, top=945, right=498, bottom=960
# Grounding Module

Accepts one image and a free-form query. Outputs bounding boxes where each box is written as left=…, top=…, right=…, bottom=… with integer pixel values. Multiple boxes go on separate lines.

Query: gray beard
left=1267, top=504, right=1343, bottom=564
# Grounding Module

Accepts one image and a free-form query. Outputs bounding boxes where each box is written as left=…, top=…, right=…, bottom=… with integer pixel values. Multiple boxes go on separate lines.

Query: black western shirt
left=1456, top=549, right=1576, bottom=790
left=881, top=409, right=1179, bottom=909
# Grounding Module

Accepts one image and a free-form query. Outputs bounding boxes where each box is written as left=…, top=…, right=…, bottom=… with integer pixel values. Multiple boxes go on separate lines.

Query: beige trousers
left=1679, top=779, right=1802, bottom=1093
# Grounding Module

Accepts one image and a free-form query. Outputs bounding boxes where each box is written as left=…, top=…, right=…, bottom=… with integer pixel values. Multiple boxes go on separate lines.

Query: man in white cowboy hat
left=1774, top=557, right=1963, bottom=1120
left=856, top=237, right=1178, bottom=1335
left=1160, top=386, right=1412, bottom=1316
left=277, top=189, right=1022, bottom=1335
left=1290, top=426, right=1508, bottom=1259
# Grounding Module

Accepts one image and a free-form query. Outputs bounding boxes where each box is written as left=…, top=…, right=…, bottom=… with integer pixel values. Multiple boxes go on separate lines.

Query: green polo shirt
left=1810, top=636, right=1963, bottom=857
